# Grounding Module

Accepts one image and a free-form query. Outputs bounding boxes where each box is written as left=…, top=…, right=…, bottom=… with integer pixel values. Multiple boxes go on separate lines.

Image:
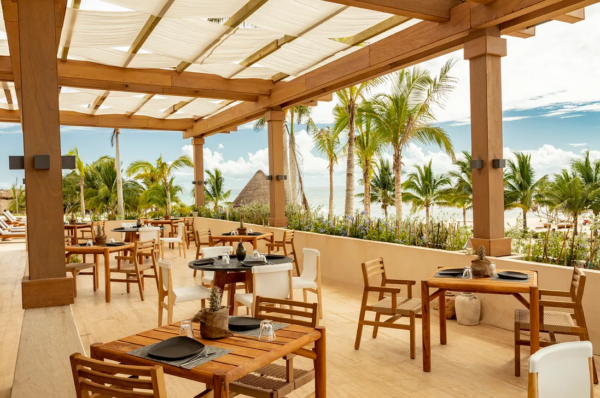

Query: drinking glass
left=462, top=265, right=473, bottom=280
left=222, top=253, right=230, bottom=264
left=231, top=230, right=237, bottom=236
left=490, top=262, right=497, bottom=277
left=180, top=320, right=194, bottom=338
left=253, top=250, right=260, bottom=259
left=258, top=320, right=276, bottom=342
left=86, top=240, right=94, bottom=246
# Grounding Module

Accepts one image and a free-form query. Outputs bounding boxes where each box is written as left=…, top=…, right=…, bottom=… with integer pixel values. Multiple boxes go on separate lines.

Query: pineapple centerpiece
left=236, top=215, right=247, bottom=235
left=192, top=286, right=231, bottom=339
left=94, top=223, right=107, bottom=245
left=471, top=245, right=493, bottom=278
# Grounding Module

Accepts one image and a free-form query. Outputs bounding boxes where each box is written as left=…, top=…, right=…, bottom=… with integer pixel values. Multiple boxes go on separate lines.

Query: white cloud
left=218, top=143, right=224, bottom=149
left=561, top=115, right=584, bottom=119
left=504, top=145, right=581, bottom=177
left=568, top=143, right=587, bottom=147
left=503, top=116, right=530, bottom=122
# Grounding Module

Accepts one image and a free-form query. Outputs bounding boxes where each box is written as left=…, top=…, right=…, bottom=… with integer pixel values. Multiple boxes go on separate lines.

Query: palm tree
left=504, top=152, right=546, bottom=230
left=443, top=151, right=473, bottom=226
left=9, top=179, right=25, bottom=213
left=140, top=177, right=184, bottom=215
left=66, top=147, right=88, bottom=219
left=254, top=106, right=311, bottom=210
left=333, top=79, right=383, bottom=216
left=369, top=159, right=395, bottom=218
left=204, top=168, right=231, bottom=212
left=126, top=155, right=193, bottom=217
left=312, top=126, right=342, bottom=220
left=402, top=160, right=450, bottom=225
left=543, top=170, right=600, bottom=235
left=111, top=128, right=125, bottom=218
left=362, top=60, right=457, bottom=224
left=571, top=150, right=600, bottom=215
left=355, top=110, right=385, bottom=218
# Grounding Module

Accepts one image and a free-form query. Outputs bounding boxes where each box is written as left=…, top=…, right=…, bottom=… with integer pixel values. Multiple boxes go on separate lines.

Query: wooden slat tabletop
left=90, top=321, right=322, bottom=387
left=428, top=268, right=537, bottom=294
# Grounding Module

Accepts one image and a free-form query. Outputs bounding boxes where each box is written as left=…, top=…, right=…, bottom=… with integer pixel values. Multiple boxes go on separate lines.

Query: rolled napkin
left=193, top=258, right=215, bottom=266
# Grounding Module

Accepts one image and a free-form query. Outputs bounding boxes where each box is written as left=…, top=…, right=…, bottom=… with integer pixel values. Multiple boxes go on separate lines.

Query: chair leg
left=303, top=289, right=308, bottom=305
left=72, top=271, right=78, bottom=298
left=193, top=269, right=197, bottom=277
left=158, top=300, right=164, bottom=327
left=182, top=242, right=186, bottom=259
left=178, top=243, right=182, bottom=257
left=373, top=313, right=381, bottom=338
left=136, top=272, right=145, bottom=301
left=410, top=313, right=416, bottom=359
left=515, top=322, right=521, bottom=377
left=316, top=285, right=323, bottom=320
left=92, top=268, right=97, bottom=292
left=355, top=309, right=366, bottom=350
left=140, top=271, right=145, bottom=289
left=126, top=274, right=131, bottom=293
left=167, top=300, right=173, bottom=324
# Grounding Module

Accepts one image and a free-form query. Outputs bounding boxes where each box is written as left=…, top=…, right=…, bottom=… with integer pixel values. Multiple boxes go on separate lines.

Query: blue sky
left=1, top=3, right=600, bottom=210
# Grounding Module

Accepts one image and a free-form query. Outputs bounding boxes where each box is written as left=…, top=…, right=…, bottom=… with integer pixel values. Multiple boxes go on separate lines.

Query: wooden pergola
left=4, top=0, right=593, bottom=310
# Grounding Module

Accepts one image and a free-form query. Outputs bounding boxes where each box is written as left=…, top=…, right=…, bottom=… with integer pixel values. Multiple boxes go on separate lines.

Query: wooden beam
left=162, top=99, right=195, bottom=118
left=499, top=1, right=595, bottom=34
left=176, top=0, right=269, bottom=73
left=192, top=137, right=205, bottom=207
left=59, top=0, right=81, bottom=61
left=126, top=94, right=154, bottom=117
left=2, top=81, right=13, bottom=110
left=552, top=8, right=585, bottom=23
left=505, top=26, right=536, bottom=38
left=0, top=108, right=193, bottom=131
left=2, top=0, right=22, bottom=110
left=272, top=15, right=411, bottom=83
left=266, top=108, right=287, bottom=227
left=89, top=90, right=109, bottom=115
left=319, top=0, right=461, bottom=22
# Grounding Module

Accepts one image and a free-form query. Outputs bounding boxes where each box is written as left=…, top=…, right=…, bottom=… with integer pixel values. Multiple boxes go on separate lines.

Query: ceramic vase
left=455, top=293, right=481, bottom=326
left=236, top=241, right=246, bottom=261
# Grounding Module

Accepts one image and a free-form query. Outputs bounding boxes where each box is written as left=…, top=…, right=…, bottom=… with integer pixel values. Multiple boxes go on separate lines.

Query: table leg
left=104, top=249, right=111, bottom=303
left=530, top=285, right=540, bottom=354
left=245, top=271, right=253, bottom=294
left=422, top=281, right=431, bottom=372
left=439, top=290, right=447, bottom=345
left=315, top=326, right=327, bottom=398
left=213, top=272, right=234, bottom=315
left=212, top=373, right=228, bottom=398
left=252, top=238, right=258, bottom=251
left=94, top=254, right=99, bottom=290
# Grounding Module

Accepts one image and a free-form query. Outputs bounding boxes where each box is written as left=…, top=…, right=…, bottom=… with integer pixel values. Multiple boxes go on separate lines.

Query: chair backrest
left=176, top=222, right=184, bottom=239
left=4, top=210, right=16, bottom=221
left=185, top=217, right=194, bottom=229
left=0, top=218, right=9, bottom=229
left=570, top=267, right=586, bottom=305
left=196, top=229, right=210, bottom=245
left=70, top=352, right=168, bottom=398
left=253, top=263, right=293, bottom=300
left=301, top=248, right=320, bottom=282
left=254, top=296, right=318, bottom=328
left=201, top=246, right=233, bottom=258
left=157, top=259, right=172, bottom=293
left=137, top=239, right=156, bottom=256
left=361, top=258, right=386, bottom=287
left=283, top=229, right=295, bottom=243
left=139, top=227, right=161, bottom=243
left=528, top=341, right=593, bottom=398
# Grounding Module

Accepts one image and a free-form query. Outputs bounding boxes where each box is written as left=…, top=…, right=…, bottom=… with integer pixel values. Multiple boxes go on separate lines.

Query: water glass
left=222, top=253, right=230, bottom=264
left=248, top=229, right=253, bottom=234
left=231, top=230, right=237, bottom=236
left=258, top=320, right=276, bottom=342
left=180, top=320, right=194, bottom=338
left=253, top=250, right=260, bottom=259
left=490, top=262, right=497, bottom=277
left=86, top=240, right=94, bottom=246
left=109, top=238, right=115, bottom=243
left=463, top=265, right=473, bottom=280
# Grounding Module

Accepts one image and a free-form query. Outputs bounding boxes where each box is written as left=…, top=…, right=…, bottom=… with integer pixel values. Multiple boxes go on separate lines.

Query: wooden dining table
left=188, top=256, right=294, bottom=315
left=65, top=242, right=134, bottom=303
left=209, top=232, right=274, bottom=251
left=421, top=268, right=539, bottom=372
left=64, top=222, right=91, bottom=243
left=90, top=320, right=327, bottom=398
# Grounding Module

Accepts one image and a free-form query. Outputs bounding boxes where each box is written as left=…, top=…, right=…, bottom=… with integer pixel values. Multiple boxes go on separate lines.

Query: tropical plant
left=333, top=79, right=383, bottom=216
left=361, top=60, right=457, bottom=224
left=126, top=154, right=193, bottom=217
left=402, top=160, right=450, bottom=224
left=441, top=151, right=473, bottom=226
left=8, top=180, right=25, bottom=213
left=369, top=159, right=395, bottom=218
left=571, top=150, right=600, bottom=215
left=66, top=147, right=88, bottom=219
left=111, top=128, right=125, bottom=217
left=504, top=152, right=546, bottom=229
left=311, top=126, right=342, bottom=220
left=204, top=168, right=231, bottom=212
left=354, top=109, right=385, bottom=218
left=139, top=177, right=184, bottom=215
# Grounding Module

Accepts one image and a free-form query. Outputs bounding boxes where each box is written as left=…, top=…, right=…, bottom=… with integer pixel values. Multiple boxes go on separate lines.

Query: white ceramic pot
left=455, top=293, right=481, bottom=326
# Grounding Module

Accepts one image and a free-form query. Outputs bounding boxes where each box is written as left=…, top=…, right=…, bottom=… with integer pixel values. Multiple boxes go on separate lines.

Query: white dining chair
left=197, top=246, right=233, bottom=287
left=293, top=248, right=323, bottom=319
left=234, top=263, right=293, bottom=317
left=139, top=226, right=162, bottom=257
left=157, top=259, right=211, bottom=326
left=528, top=341, right=594, bottom=398
left=160, top=222, right=186, bottom=258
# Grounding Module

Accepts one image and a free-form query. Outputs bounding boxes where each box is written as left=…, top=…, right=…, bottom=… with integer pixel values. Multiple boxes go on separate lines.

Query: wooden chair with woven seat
left=70, top=350, right=168, bottom=398
left=229, top=296, right=319, bottom=398
left=193, top=230, right=217, bottom=277
left=265, top=229, right=300, bottom=276
left=110, top=240, right=159, bottom=301
left=80, top=220, right=104, bottom=243
left=184, top=217, right=196, bottom=249
left=65, top=252, right=98, bottom=298
left=354, top=257, right=421, bottom=359
left=515, top=267, right=597, bottom=383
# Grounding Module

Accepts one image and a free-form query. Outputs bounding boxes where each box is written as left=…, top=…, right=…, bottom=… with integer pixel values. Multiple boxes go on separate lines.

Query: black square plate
left=438, top=268, right=464, bottom=276
left=497, top=271, right=529, bottom=280
left=147, top=336, right=205, bottom=360
left=229, top=317, right=262, bottom=331
left=106, top=242, right=126, bottom=247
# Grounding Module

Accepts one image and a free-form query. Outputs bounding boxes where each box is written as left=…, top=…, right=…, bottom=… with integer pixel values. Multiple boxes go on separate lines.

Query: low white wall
left=194, top=217, right=600, bottom=351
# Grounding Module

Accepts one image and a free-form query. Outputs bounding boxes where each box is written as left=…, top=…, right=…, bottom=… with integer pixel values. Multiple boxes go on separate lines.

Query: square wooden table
left=65, top=243, right=135, bottom=303
left=209, top=232, right=274, bottom=251
left=90, top=321, right=327, bottom=398
left=421, top=269, right=539, bottom=372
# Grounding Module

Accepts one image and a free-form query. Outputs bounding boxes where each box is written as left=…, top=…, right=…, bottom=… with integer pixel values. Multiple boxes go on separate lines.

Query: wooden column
left=192, top=137, right=205, bottom=207
left=266, top=108, right=287, bottom=227
left=18, top=0, right=73, bottom=308
left=464, top=28, right=511, bottom=257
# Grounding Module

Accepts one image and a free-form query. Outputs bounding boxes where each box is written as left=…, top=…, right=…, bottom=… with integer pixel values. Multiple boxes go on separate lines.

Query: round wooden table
left=188, top=256, right=293, bottom=315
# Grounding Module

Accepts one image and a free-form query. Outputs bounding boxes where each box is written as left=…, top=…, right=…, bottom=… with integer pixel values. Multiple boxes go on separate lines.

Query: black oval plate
left=106, top=242, right=126, bottom=247
left=229, top=317, right=262, bottom=331
left=438, top=268, right=464, bottom=276
left=148, top=336, right=205, bottom=360
left=247, top=232, right=263, bottom=236
left=497, top=271, right=529, bottom=280
left=265, top=254, right=285, bottom=260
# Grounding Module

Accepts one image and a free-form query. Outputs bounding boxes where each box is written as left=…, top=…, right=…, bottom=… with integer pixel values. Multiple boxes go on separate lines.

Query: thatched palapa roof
left=0, top=189, right=12, bottom=213
left=232, top=171, right=270, bottom=208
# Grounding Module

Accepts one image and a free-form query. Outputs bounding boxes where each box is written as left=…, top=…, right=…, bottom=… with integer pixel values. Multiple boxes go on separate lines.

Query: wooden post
left=192, top=137, right=205, bottom=208
left=17, top=0, right=73, bottom=308
left=266, top=108, right=287, bottom=227
left=464, top=27, right=511, bottom=257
